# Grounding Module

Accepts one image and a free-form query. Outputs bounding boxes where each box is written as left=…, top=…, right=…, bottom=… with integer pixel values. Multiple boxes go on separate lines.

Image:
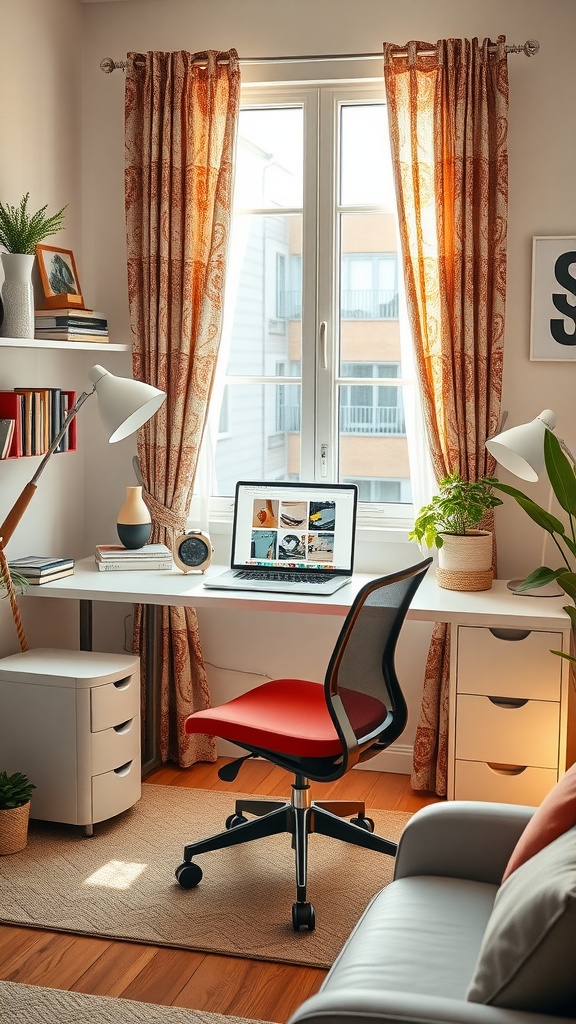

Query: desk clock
left=173, top=531, right=213, bottom=573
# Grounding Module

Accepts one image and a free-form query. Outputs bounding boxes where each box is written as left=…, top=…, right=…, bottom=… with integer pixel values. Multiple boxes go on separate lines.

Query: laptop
left=203, top=480, right=358, bottom=595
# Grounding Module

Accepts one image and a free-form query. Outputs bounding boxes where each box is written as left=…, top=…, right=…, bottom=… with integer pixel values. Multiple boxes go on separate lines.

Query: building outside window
left=208, top=83, right=418, bottom=524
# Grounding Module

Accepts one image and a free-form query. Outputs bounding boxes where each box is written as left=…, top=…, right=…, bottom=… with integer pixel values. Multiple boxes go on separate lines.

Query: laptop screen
left=230, top=481, right=358, bottom=575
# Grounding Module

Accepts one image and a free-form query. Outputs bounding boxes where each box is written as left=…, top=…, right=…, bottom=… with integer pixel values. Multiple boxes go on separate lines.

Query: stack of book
left=8, top=555, right=75, bottom=585
left=95, top=544, right=173, bottom=572
left=11, top=387, right=73, bottom=456
left=35, top=307, right=109, bottom=344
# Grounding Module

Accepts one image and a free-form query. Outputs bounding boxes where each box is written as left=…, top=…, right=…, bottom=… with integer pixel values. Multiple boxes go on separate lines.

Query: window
left=210, top=83, right=416, bottom=523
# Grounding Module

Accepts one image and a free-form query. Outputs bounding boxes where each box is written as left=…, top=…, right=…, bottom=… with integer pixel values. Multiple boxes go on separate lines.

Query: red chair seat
left=185, top=678, right=386, bottom=758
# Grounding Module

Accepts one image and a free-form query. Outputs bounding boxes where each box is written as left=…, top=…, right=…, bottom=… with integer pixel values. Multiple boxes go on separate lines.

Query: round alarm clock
left=173, top=531, right=213, bottom=573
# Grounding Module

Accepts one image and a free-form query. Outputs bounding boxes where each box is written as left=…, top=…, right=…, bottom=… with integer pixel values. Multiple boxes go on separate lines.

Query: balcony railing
left=278, top=404, right=405, bottom=435
left=278, top=288, right=399, bottom=320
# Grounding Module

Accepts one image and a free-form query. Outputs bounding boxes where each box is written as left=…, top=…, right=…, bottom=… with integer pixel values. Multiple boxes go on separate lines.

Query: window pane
left=340, top=104, right=394, bottom=207
left=234, top=107, right=303, bottom=209
left=214, top=383, right=301, bottom=494
left=338, top=382, right=410, bottom=503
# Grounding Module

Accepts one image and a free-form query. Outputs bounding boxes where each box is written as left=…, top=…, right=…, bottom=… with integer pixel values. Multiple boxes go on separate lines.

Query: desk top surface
left=25, top=558, right=572, bottom=630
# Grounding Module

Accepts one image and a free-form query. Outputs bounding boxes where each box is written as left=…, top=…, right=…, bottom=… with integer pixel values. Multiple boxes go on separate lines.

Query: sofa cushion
left=467, top=824, right=576, bottom=1014
left=323, top=875, right=497, bottom=1001
left=502, top=761, right=576, bottom=882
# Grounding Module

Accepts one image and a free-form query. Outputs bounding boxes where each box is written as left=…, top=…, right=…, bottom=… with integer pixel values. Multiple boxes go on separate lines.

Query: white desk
left=28, top=560, right=573, bottom=802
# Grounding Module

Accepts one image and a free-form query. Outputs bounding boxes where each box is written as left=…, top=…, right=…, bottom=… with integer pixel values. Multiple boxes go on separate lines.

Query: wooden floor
left=0, top=759, right=439, bottom=1023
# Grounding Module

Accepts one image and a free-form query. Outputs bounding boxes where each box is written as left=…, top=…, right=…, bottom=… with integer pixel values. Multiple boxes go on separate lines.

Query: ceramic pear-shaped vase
left=116, top=485, right=152, bottom=549
left=0, top=253, right=35, bottom=339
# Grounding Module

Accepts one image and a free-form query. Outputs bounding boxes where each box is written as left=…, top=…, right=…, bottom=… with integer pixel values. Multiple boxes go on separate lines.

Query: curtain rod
left=100, top=38, right=540, bottom=73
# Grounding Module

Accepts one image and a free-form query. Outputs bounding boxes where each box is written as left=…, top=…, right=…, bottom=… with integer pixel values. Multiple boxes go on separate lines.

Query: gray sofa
left=288, top=800, right=576, bottom=1024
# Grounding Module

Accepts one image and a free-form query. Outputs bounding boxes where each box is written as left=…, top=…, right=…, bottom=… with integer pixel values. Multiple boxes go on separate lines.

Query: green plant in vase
left=409, top=472, right=502, bottom=550
left=485, top=429, right=576, bottom=663
left=0, top=193, right=67, bottom=255
left=0, top=771, right=35, bottom=810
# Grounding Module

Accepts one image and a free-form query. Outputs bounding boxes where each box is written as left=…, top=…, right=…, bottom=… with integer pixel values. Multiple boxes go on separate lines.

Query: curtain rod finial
left=100, top=57, right=116, bottom=73
left=524, top=40, right=540, bottom=57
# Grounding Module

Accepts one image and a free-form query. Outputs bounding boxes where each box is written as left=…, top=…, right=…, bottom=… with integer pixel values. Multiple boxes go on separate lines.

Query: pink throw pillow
left=502, top=761, right=576, bottom=882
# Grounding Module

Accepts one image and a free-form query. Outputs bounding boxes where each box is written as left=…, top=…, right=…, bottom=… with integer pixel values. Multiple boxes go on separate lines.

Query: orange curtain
left=384, top=38, right=508, bottom=793
left=124, top=50, right=240, bottom=766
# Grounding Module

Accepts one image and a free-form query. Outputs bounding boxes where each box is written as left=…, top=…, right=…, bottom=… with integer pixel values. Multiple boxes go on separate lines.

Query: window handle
left=319, top=321, right=328, bottom=369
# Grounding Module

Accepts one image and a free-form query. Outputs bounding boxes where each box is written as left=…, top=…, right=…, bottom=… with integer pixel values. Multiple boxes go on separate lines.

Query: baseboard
left=216, top=738, right=414, bottom=775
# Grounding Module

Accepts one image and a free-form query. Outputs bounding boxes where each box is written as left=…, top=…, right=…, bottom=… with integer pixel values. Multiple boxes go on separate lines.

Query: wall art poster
left=530, top=236, right=576, bottom=360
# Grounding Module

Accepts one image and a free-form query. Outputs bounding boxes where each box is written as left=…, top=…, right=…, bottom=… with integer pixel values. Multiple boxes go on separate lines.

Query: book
left=95, top=543, right=171, bottom=561
left=34, top=331, right=110, bottom=343
left=96, top=558, right=173, bottom=571
left=34, top=316, right=108, bottom=330
left=8, top=555, right=75, bottom=576
left=0, top=418, right=15, bottom=459
left=35, top=307, right=105, bottom=319
left=24, top=567, right=75, bottom=584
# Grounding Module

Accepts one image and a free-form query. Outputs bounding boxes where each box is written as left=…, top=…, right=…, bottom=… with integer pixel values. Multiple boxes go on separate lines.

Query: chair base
left=176, top=776, right=397, bottom=930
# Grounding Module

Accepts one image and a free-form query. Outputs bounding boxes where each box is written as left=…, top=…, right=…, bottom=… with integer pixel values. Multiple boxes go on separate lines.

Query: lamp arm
left=558, top=436, right=576, bottom=470
left=0, top=387, right=95, bottom=548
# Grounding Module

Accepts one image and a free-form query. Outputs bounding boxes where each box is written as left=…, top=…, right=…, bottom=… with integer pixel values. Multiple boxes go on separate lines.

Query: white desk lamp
left=486, top=409, right=575, bottom=594
left=0, top=364, right=166, bottom=548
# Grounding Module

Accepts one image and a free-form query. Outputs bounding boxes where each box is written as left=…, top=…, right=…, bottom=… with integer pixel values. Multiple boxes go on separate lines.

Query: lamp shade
left=88, top=364, right=166, bottom=443
left=485, top=409, right=556, bottom=482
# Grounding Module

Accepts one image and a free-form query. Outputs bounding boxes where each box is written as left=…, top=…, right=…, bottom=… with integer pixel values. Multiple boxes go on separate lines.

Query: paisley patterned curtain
left=124, top=49, right=240, bottom=766
left=383, top=38, right=508, bottom=793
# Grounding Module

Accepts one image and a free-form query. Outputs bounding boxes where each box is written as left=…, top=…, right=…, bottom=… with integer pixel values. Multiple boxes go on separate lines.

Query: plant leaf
left=513, top=566, right=566, bottom=591
left=490, top=480, right=566, bottom=534
left=544, top=431, right=576, bottom=516
left=557, top=572, right=576, bottom=602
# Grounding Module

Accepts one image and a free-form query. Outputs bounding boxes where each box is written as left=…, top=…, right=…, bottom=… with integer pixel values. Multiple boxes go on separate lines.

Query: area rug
left=0, top=981, right=272, bottom=1024
left=0, top=785, right=410, bottom=968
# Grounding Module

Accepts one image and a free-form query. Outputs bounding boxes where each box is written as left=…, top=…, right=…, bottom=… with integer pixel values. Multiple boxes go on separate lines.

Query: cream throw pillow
left=467, top=824, right=576, bottom=1014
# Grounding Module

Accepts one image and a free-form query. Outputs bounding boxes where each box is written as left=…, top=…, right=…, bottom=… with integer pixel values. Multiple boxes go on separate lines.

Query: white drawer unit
left=448, top=624, right=571, bottom=805
left=0, top=648, right=141, bottom=835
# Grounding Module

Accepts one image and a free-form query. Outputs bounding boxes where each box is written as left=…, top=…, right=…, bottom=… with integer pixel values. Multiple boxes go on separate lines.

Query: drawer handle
left=487, top=763, right=528, bottom=776
left=114, top=676, right=132, bottom=689
left=488, top=696, right=529, bottom=709
left=114, top=719, right=134, bottom=734
left=489, top=628, right=531, bottom=641
left=114, top=760, right=133, bottom=776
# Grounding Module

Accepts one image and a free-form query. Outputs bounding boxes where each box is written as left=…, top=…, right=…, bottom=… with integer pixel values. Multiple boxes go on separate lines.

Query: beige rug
left=0, top=784, right=410, bottom=968
left=0, top=981, right=271, bottom=1024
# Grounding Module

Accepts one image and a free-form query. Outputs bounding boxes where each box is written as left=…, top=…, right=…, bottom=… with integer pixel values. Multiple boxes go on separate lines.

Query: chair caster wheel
left=175, top=862, right=203, bottom=889
left=350, top=815, right=375, bottom=832
left=292, top=901, right=315, bottom=931
left=225, top=813, right=248, bottom=829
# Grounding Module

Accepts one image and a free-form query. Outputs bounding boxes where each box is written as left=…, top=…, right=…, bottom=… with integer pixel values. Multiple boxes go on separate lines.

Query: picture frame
left=35, top=244, right=85, bottom=309
left=530, top=236, right=576, bottom=360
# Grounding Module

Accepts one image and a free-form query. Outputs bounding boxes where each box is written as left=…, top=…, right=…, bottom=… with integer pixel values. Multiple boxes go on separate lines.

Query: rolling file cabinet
left=448, top=624, right=571, bottom=805
left=0, top=648, right=141, bottom=835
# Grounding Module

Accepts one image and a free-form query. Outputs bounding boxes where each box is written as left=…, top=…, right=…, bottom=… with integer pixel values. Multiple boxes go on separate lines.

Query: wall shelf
left=0, top=337, right=129, bottom=353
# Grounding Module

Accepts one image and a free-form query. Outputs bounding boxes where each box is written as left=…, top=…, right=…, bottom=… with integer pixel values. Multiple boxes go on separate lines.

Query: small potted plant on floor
left=0, top=771, right=36, bottom=854
left=409, top=472, right=502, bottom=591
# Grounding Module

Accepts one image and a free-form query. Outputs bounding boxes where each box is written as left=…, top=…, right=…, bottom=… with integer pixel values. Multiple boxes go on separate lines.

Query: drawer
left=455, top=693, right=560, bottom=768
left=91, top=755, right=142, bottom=824
left=454, top=759, right=558, bottom=805
left=91, top=716, right=140, bottom=775
left=456, top=626, right=563, bottom=700
left=91, top=673, right=139, bottom=732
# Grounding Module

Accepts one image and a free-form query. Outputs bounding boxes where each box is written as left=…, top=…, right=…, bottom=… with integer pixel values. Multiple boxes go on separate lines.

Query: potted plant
left=409, top=472, right=502, bottom=590
left=486, top=430, right=576, bottom=662
left=0, top=192, right=67, bottom=339
left=0, top=771, right=36, bottom=854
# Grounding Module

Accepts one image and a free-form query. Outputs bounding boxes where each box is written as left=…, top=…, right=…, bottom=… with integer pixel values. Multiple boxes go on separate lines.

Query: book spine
left=96, top=560, right=173, bottom=571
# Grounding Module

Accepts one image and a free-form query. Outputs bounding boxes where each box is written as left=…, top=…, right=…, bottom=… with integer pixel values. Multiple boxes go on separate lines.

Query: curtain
left=124, top=49, right=241, bottom=766
left=383, top=37, right=508, bottom=794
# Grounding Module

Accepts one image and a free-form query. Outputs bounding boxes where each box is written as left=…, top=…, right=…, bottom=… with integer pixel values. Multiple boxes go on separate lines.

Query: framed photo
left=530, top=236, right=576, bottom=360
left=36, top=244, right=84, bottom=308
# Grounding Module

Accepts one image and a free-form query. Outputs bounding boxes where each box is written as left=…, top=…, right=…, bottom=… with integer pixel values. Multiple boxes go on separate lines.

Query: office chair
left=175, top=557, right=432, bottom=931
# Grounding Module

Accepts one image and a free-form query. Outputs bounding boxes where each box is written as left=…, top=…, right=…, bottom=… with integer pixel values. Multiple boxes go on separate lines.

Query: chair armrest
left=394, top=801, right=534, bottom=885
left=288, top=989, right=574, bottom=1024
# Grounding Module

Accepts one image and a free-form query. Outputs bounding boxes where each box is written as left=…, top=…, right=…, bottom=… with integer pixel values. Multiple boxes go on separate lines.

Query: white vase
left=0, top=253, right=35, bottom=339
left=117, top=485, right=152, bottom=549
left=436, top=530, right=493, bottom=591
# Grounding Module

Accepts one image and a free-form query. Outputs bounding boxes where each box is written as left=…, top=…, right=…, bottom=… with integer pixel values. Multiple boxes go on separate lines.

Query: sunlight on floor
left=83, top=860, right=147, bottom=890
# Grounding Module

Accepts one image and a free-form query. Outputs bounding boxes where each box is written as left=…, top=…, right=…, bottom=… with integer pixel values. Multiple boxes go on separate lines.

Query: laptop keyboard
left=235, top=570, right=334, bottom=584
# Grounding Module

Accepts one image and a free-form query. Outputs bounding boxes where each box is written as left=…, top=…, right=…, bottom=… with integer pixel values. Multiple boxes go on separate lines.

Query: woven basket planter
left=437, top=530, right=493, bottom=591
left=0, top=801, right=31, bottom=855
